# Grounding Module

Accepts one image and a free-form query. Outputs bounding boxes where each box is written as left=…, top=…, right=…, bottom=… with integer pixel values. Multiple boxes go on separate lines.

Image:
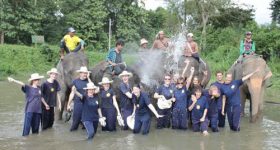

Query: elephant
left=229, top=55, right=272, bottom=122
left=56, top=52, right=89, bottom=120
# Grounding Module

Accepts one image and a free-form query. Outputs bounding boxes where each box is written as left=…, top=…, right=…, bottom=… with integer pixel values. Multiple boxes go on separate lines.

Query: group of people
left=7, top=27, right=260, bottom=140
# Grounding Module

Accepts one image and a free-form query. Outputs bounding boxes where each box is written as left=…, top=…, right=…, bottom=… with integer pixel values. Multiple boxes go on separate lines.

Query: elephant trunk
left=247, top=78, right=263, bottom=123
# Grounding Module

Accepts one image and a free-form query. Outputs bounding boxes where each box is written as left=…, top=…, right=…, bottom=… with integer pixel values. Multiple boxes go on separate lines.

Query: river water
left=0, top=81, right=280, bottom=150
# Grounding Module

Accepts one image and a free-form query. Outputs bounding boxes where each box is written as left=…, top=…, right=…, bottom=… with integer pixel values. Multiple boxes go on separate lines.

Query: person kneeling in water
left=131, top=84, right=163, bottom=135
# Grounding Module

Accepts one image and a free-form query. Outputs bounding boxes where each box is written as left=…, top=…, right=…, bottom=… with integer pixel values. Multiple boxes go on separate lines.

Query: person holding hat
left=60, top=27, right=85, bottom=60
left=41, top=68, right=62, bottom=130
left=152, top=31, right=170, bottom=50
left=188, top=86, right=209, bottom=136
left=7, top=73, right=50, bottom=136
left=105, top=39, right=126, bottom=77
left=98, top=77, right=123, bottom=131
left=67, top=66, right=91, bottom=131
left=153, top=74, right=175, bottom=129
left=72, top=82, right=104, bottom=140
left=131, top=84, right=163, bottom=135
left=118, top=70, right=134, bottom=130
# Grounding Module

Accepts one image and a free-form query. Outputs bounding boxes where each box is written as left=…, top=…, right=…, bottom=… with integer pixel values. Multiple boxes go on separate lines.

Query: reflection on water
left=0, top=81, right=280, bottom=150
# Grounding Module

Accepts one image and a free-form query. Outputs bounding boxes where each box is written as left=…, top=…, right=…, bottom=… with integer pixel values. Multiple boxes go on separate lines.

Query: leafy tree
left=271, top=0, right=280, bottom=24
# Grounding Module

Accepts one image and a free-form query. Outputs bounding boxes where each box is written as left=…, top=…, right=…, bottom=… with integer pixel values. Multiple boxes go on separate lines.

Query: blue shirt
left=22, top=85, right=42, bottom=113
left=81, top=95, right=100, bottom=122
left=106, top=48, right=123, bottom=63
left=190, top=96, right=208, bottom=121
left=173, top=86, right=190, bottom=109
left=210, top=81, right=224, bottom=109
left=41, top=80, right=61, bottom=107
left=119, top=82, right=133, bottom=109
left=72, top=78, right=88, bottom=103
left=100, top=88, right=115, bottom=109
left=220, top=80, right=243, bottom=106
left=203, top=90, right=219, bottom=117
left=132, top=92, right=151, bottom=115
left=156, top=84, right=174, bottom=99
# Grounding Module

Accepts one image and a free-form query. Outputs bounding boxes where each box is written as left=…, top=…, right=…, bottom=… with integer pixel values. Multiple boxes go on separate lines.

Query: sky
left=144, top=0, right=272, bottom=24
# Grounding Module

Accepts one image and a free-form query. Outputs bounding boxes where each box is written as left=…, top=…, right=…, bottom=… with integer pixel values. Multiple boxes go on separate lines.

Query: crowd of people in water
left=7, top=27, right=260, bottom=140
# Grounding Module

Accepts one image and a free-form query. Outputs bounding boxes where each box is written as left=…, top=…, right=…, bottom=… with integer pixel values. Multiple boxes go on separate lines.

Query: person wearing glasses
left=154, top=74, right=175, bottom=129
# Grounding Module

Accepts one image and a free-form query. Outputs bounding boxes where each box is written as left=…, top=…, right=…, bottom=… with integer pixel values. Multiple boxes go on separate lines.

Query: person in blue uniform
left=132, top=84, right=163, bottom=135
left=72, top=82, right=104, bottom=140
left=41, top=68, right=61, bottom=130
left=210, top=71, right=226, bottom=128
left=67, top=66, right=91, bottom=131
left=8, top=73, right=50, bottom=136
left=221, top=69, right=259, bottom=131
left=204, top=85, right=221, bottom=132
left=118, top=71, right=134, bottom=130
left=98, top=77, right=122, bottom=131
left=189, top=87, right=209, bottom=136
left=172, top=76, right=192, bottom=130
left=153, top=74, right=175, bottom=129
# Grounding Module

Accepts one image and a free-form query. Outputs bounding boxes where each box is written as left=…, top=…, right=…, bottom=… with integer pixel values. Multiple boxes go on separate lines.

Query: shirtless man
left=152, top=31, right=169, bottom=50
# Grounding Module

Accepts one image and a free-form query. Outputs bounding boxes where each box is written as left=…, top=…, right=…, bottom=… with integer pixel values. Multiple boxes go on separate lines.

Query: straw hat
left=28, top=73, right=44, bottom=81
left=187, top=33, right=194, bottom=37
left=98, top=77, right=113, bottom=85
left=140, top=38, right=148, bottom=46
left=76, top=66, right=91, bottom=73
left=83, top=82, right=98, bottom=90
left=157, top=98, right=172, bottom=109
left=118, top=70, right=133, bottom=78
left=127, top=114, right=135, bottom=130
left=47, top=68, right=60, bottom=75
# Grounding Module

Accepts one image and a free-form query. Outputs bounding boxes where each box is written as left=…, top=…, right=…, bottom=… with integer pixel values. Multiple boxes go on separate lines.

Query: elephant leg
left=56, top=88, right=67, bottom=120
left=248, top=78, right=262, bottom=123
left=240, top=85, right=247, bottom=117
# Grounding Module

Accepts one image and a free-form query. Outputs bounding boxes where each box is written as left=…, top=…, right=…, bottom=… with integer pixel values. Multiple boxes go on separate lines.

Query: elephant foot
left=250, top=113, right=263, bottom=123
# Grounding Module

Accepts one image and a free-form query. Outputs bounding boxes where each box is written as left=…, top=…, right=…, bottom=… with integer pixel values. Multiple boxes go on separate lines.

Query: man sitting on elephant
left=236, top=31, right=256, bottom=63
left=105, top=39, right=126, bottom=78
left=60, top=27, right=85, bottom=60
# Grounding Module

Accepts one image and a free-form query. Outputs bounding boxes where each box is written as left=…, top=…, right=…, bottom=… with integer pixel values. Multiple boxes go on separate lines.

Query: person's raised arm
left=242, top=67, right=260, bottom=82
left=186, top=67, right=195, bottom=89
left=7, top=77, right=25, bottom=86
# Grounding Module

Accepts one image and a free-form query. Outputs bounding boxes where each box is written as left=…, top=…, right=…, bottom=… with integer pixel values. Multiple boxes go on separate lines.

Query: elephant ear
left=242, top=56, right=270, bottom=78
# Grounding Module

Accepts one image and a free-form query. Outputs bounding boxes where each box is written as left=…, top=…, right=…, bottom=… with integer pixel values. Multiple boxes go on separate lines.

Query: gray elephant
left=56, top=52, right=89, bottom=120
left=229, top=55, right=272, bottom=122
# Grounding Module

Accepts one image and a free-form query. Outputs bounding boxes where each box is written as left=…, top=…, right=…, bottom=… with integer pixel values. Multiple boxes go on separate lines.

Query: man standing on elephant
left=152, top=31, right=169, bottom=50
left=221, top=68, right=259, bottom=131
left=60, top=27, right=85, bottom=60
left=105, top=39, right=126, bottom=78
left=210, top=71, right=226, bottom=128
left=67, top=66, right=91, bottom=131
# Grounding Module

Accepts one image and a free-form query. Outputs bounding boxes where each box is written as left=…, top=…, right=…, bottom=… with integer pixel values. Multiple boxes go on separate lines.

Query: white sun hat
left=47, top=68, right=60, bottom=75
left=118, top=70, right=133, bottom=78
left=83, top=82, right=98, bottom=90
left=28, top=73, right=44, bottom=81
left=157, top=97, right=172, bottom=109
left=187, top=33, right=194, bottom=37
left=76, top=66, right=91, bottom=73
left=127, top=114, right=135, bottom=130
left=140, top=38, right=148, bottom=46
left=98, top=77, right=113, bottom=85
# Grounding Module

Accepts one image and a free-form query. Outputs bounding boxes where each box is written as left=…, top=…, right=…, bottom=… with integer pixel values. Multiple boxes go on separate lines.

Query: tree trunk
left=0, top=31, right=4, bottom=44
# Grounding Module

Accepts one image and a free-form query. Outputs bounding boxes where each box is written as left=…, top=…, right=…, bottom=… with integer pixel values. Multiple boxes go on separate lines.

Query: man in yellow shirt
left=60, top=27, right=85, bottom=59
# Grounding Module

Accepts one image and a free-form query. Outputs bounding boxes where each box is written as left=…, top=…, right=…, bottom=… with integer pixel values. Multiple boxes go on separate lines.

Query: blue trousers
left=157, top=108, right=171, bottom=129
left=101, top=108, right=116, bottom=131
left=218, top=109, right=226, bottom=127
left=227, top=105, right=241, bottom=131
left=121, top=107, right=133, bottom=130
left=22, top=112, right=41, bottom=136
left=70, top=102, right=83, bottom=131
left=208, top=114, right=219, bottom=132
left=133, top=113, right=151, bottom=135
left=83, top=121, right=98, bottom=139
left=172, top=108, right=188, bottom=130
left=60, top=41, right=82, bottom=53
left=192, top=118, right=209, bottom=132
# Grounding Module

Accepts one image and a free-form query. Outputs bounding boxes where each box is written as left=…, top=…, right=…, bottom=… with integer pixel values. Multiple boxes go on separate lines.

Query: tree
left=271, top=0, right=280, bottom=24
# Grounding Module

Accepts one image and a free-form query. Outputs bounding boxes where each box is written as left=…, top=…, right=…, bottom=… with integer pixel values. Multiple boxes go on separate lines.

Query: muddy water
left=0, top=81, right=280, bottom=150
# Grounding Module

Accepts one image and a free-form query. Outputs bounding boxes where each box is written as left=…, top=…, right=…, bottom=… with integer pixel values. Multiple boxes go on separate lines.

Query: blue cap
left=68, top=27, right=76, bottom=33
